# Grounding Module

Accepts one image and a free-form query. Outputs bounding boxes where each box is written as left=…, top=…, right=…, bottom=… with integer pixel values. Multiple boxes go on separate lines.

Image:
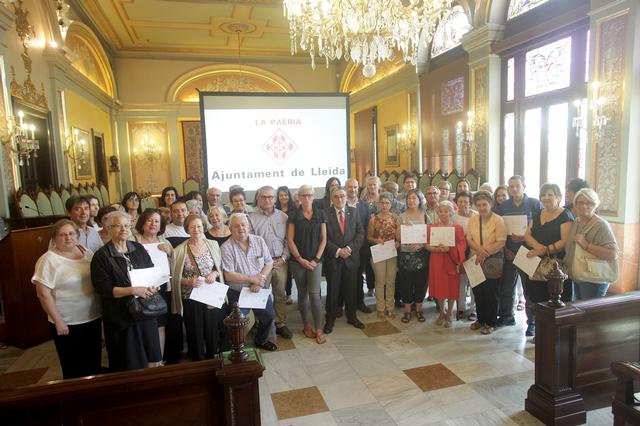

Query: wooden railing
left=525, top=291, right=640, bottom=425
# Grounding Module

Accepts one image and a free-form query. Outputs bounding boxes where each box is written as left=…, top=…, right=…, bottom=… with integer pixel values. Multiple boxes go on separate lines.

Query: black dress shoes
left=347, top=318, right=365, bottom=329
left=323, top=319, right=335, bottom=334
left=336, top=307, right=344, bottom=318
left=358, top=303, right=372, bottom=314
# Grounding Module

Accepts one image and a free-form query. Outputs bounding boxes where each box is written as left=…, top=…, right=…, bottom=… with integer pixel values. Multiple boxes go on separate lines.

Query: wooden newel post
left=546, top=260, right=568, bottom=308
left=223, top=302, right=249, bottom=363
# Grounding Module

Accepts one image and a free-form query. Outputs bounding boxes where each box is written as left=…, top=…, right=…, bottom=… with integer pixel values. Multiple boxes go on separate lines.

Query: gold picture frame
left=385, top=125, right=399, bottom=166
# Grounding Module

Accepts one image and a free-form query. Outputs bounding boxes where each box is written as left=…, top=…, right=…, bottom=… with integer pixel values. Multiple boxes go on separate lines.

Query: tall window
left=430, top=5, right=472, bottom=58
left=501, top=26, right=588, bottom=191
left=507, top=0, right=551, bottom=20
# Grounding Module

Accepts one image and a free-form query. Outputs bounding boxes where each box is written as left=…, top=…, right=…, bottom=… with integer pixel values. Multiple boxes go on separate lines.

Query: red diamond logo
left=262, top=129, right=297, bottom=165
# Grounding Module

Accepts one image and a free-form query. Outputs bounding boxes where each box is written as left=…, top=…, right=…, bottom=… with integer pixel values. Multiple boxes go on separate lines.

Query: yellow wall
left=374, top=92, right=409, bottom=172
left=64, top=89, right=117, bottom=202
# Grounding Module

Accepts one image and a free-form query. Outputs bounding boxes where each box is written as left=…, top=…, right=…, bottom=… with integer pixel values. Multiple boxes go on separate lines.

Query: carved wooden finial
left=223, top=302, right=250, bottom=363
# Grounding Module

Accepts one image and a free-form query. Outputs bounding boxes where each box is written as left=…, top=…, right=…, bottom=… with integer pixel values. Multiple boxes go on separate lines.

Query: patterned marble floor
left=0, top=289, right=614, bottom=426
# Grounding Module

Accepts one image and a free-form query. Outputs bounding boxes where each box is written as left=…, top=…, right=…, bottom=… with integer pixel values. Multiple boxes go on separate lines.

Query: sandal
left=517, top=300, right=526, bottom=311
left=377, top=311, right=385, bottom=319
left=469, top=321, right=482, bottom=331
left=416, top=312, right=426, bottom=323
left=303, top=324, right=316, bottom=339
left=435, top=317, right=444, bottom=326
left=315, top=331, right=326, bottom=344
left=401, top=312, right=411, bottom=323
left=481, top=326, right=495, bottom=335
left=388, top=311, right=396, bottom=319
left=444, top=320, right=452, bottom=328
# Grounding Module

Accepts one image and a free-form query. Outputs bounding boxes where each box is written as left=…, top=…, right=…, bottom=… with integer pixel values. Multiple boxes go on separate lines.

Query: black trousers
left=472, top=277, right=499, bottom=327
left=325, top=260, right=358, bottom=321
left=398, top=266, right=429, bottom=304
left=358, top=245, right=375, bottom=291
left=183, top=298, right=225, bottom=361
left=105, top=318, right=162, bottom=372
left=498, top=260, right=525, bottom=320
left=50, top=318, right=102, bottom=379
left=285, top=267, right=293, bottom=297
left=524, top=277, right=573, bottom=325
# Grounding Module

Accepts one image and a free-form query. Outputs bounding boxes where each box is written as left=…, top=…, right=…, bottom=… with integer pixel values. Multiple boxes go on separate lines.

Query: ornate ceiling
left=72, top=0, right=299, bottom=61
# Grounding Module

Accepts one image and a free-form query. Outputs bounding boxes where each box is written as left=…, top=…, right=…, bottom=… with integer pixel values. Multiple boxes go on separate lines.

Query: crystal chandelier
left=283, top=0, right=453, bottom=77
left=1, top=110, right=40, bottom=166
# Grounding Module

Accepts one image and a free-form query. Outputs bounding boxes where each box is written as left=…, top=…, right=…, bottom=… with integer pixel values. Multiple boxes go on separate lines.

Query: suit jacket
left=324, top=205, right=364, bottom=269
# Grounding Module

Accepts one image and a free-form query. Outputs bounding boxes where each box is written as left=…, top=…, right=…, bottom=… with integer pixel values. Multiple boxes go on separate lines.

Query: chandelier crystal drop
left=284, top=0, right=453, bottom=76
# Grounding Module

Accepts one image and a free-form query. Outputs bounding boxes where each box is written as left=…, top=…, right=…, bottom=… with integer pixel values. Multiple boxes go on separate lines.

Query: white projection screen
left=200, top=93, right=350, bottom=194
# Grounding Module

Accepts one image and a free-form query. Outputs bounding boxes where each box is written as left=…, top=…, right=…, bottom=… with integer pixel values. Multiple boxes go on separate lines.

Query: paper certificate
left=513, top=245, right=542, bottom=278
left=142, top=243, right=171, bottom=276
left=463, top=256, right=487, bottom=287
left=429, top=226, right=455, bottom=247
left=503, top=215, right=528, bottom=236
left=189, top=282, right=228, bottom=309
left=238, top=287, right=272, bottom=309
left=370, top=240, right=397, bottom=263
left=400, top=224, right=427, bottom=244
left=129, top=266, right=170, bottom=288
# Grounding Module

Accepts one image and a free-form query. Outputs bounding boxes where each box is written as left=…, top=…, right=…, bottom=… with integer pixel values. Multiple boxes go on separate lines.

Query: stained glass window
left=441, top=77, right=464, bottom=115
left=507, top=0, right=550, bottom=20
left=455, top=122, right=463, bottom=171
left=546, top=103, right=568, bottom=187
left=525, top=36, right=571, bottom=97
left=430, top=5, right=472, bottom=58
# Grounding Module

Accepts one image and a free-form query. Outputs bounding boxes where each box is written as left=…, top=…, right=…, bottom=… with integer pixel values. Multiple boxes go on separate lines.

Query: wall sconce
left=456, top=111, right=476, bottom=153
left=133, top=132, right=162, bottom=164
left=64, top=128, right=88, bottom=165
left=398, top=123, right=417, bottom=153
left=1, top=110, right=40, bottom=166
left=572, top=81, right=609, bottom=137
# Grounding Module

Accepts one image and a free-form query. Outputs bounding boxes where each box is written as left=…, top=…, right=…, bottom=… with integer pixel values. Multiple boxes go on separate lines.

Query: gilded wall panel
left=181, top=121, right=204, bottom=190
left=129, top=122, right=171, bottom=194
left=594, top=12, right=627, bottom=214
left=472, top=66, right=487, bottom=179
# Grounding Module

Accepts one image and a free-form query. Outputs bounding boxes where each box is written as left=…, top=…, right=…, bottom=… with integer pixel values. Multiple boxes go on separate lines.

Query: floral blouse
left=181, top=248, right=215, bottom=299
left=371, top=213, right=398, bottom=242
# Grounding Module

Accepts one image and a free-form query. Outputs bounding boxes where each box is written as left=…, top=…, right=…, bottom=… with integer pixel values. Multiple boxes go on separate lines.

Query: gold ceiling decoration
left=9, top=0, right=48, bottom=109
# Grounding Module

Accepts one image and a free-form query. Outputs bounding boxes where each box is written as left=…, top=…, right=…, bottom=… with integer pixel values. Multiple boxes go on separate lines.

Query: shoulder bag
left=479, top=216, right=504, bottom=279
left=570, top=220, right=618, bottom=284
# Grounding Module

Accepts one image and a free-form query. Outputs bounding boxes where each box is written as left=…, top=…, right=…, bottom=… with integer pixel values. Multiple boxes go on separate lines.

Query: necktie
left=338, top=210, right=345, bottom=234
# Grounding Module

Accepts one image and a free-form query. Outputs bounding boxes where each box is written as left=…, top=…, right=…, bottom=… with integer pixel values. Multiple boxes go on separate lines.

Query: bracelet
left=313, top=257, right=321, bottom=263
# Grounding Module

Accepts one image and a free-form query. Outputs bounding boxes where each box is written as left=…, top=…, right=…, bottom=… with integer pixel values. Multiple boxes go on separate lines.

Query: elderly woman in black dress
left=91, top=211, right=163, bottom=371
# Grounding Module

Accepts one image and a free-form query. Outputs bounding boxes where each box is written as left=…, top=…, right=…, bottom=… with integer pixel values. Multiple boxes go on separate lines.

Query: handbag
left=571, top=243, right=618, bottom=284
left=531, top=254, right=561, bottom=281
left=479, top=216, right=504, bottom=279
left=127, top=293, right=167, bottom=321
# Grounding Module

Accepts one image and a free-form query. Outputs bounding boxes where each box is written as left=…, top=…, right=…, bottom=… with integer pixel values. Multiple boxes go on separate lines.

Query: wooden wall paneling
left=354, top=108, right=377, bottom=184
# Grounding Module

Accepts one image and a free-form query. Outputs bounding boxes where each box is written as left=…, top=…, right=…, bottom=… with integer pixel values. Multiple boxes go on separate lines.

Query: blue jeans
left=227, top=288, right=275, bottom=345
left=574, top=281, right=609, bottom=300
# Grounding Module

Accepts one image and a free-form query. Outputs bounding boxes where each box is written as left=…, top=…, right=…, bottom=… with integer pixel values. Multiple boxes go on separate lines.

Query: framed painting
left=385, top=125, right=399, bottom=166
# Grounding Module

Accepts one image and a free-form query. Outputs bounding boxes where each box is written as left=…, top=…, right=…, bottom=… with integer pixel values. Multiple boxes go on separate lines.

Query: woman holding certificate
left=367, top=192, right=400, bottom=318
left=565, top=188, right=618, bottom=300
left=523, top=183, right=574, bottom=338
left=397, top=189, right=430, bottom=323
left=90, top=212, right=162, bottom=371
left=426, top=201, right=467, bottom=327
left=134, top=209, right=173, bottom=358
left=466, top=191, right=507, bottom=335
left=171, top=215, right=226, bottom=360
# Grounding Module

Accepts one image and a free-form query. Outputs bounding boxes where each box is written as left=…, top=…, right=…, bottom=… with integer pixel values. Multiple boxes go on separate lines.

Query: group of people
left=31, top=173, right=618, bottom=380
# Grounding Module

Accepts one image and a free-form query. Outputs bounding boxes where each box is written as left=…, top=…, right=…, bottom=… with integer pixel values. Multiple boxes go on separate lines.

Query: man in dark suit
left=323, top=187, right=365, bottom=333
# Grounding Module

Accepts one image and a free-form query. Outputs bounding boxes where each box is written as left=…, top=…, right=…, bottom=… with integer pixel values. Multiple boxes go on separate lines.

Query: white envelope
left=128, top=266, right=170, bottom=288
left=238, top=286, right=272, bottom=309
left=429, top=226, right=455, bottom=246
left=513, top=245, right=542, bottom=278
left=142, top=243, right=171, bottom=276
left=463, top=255, right=487, bottom=287
left=503, top=215, right=528, bottom=236
left=370, top=240, right=397, bottom=263
left=400, top=224, right=427, bottom=244
left=189, top=281, right=228, bottom=309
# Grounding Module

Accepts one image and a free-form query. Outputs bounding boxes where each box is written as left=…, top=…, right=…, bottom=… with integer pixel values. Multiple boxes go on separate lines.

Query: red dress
left=427, top=224, right=466, bottom=299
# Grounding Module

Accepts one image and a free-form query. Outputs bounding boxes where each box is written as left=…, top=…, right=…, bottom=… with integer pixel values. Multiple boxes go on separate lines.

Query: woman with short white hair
left=565, top=188, right=618, bottom=300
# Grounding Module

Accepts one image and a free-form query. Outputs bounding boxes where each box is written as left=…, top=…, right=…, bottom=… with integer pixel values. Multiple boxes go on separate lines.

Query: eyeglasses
left=259, top=195, right=275, bottom=199
left=299, top=193, right=313, bottom=198
left=426, top=192, right=438, bottom=196
left=110, top=223, right=131, bottom=229
left=333, top=194, right=346, bottom=198
left=575, top=201, right=595, bottom=206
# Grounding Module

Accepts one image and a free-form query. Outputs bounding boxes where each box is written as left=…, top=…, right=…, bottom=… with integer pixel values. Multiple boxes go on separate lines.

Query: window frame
left=500, top=20, right=589, bottom=187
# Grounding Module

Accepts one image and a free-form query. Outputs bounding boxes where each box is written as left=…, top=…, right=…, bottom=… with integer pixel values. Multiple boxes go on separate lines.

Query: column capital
left=461, top=23, right=505, bottom=61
